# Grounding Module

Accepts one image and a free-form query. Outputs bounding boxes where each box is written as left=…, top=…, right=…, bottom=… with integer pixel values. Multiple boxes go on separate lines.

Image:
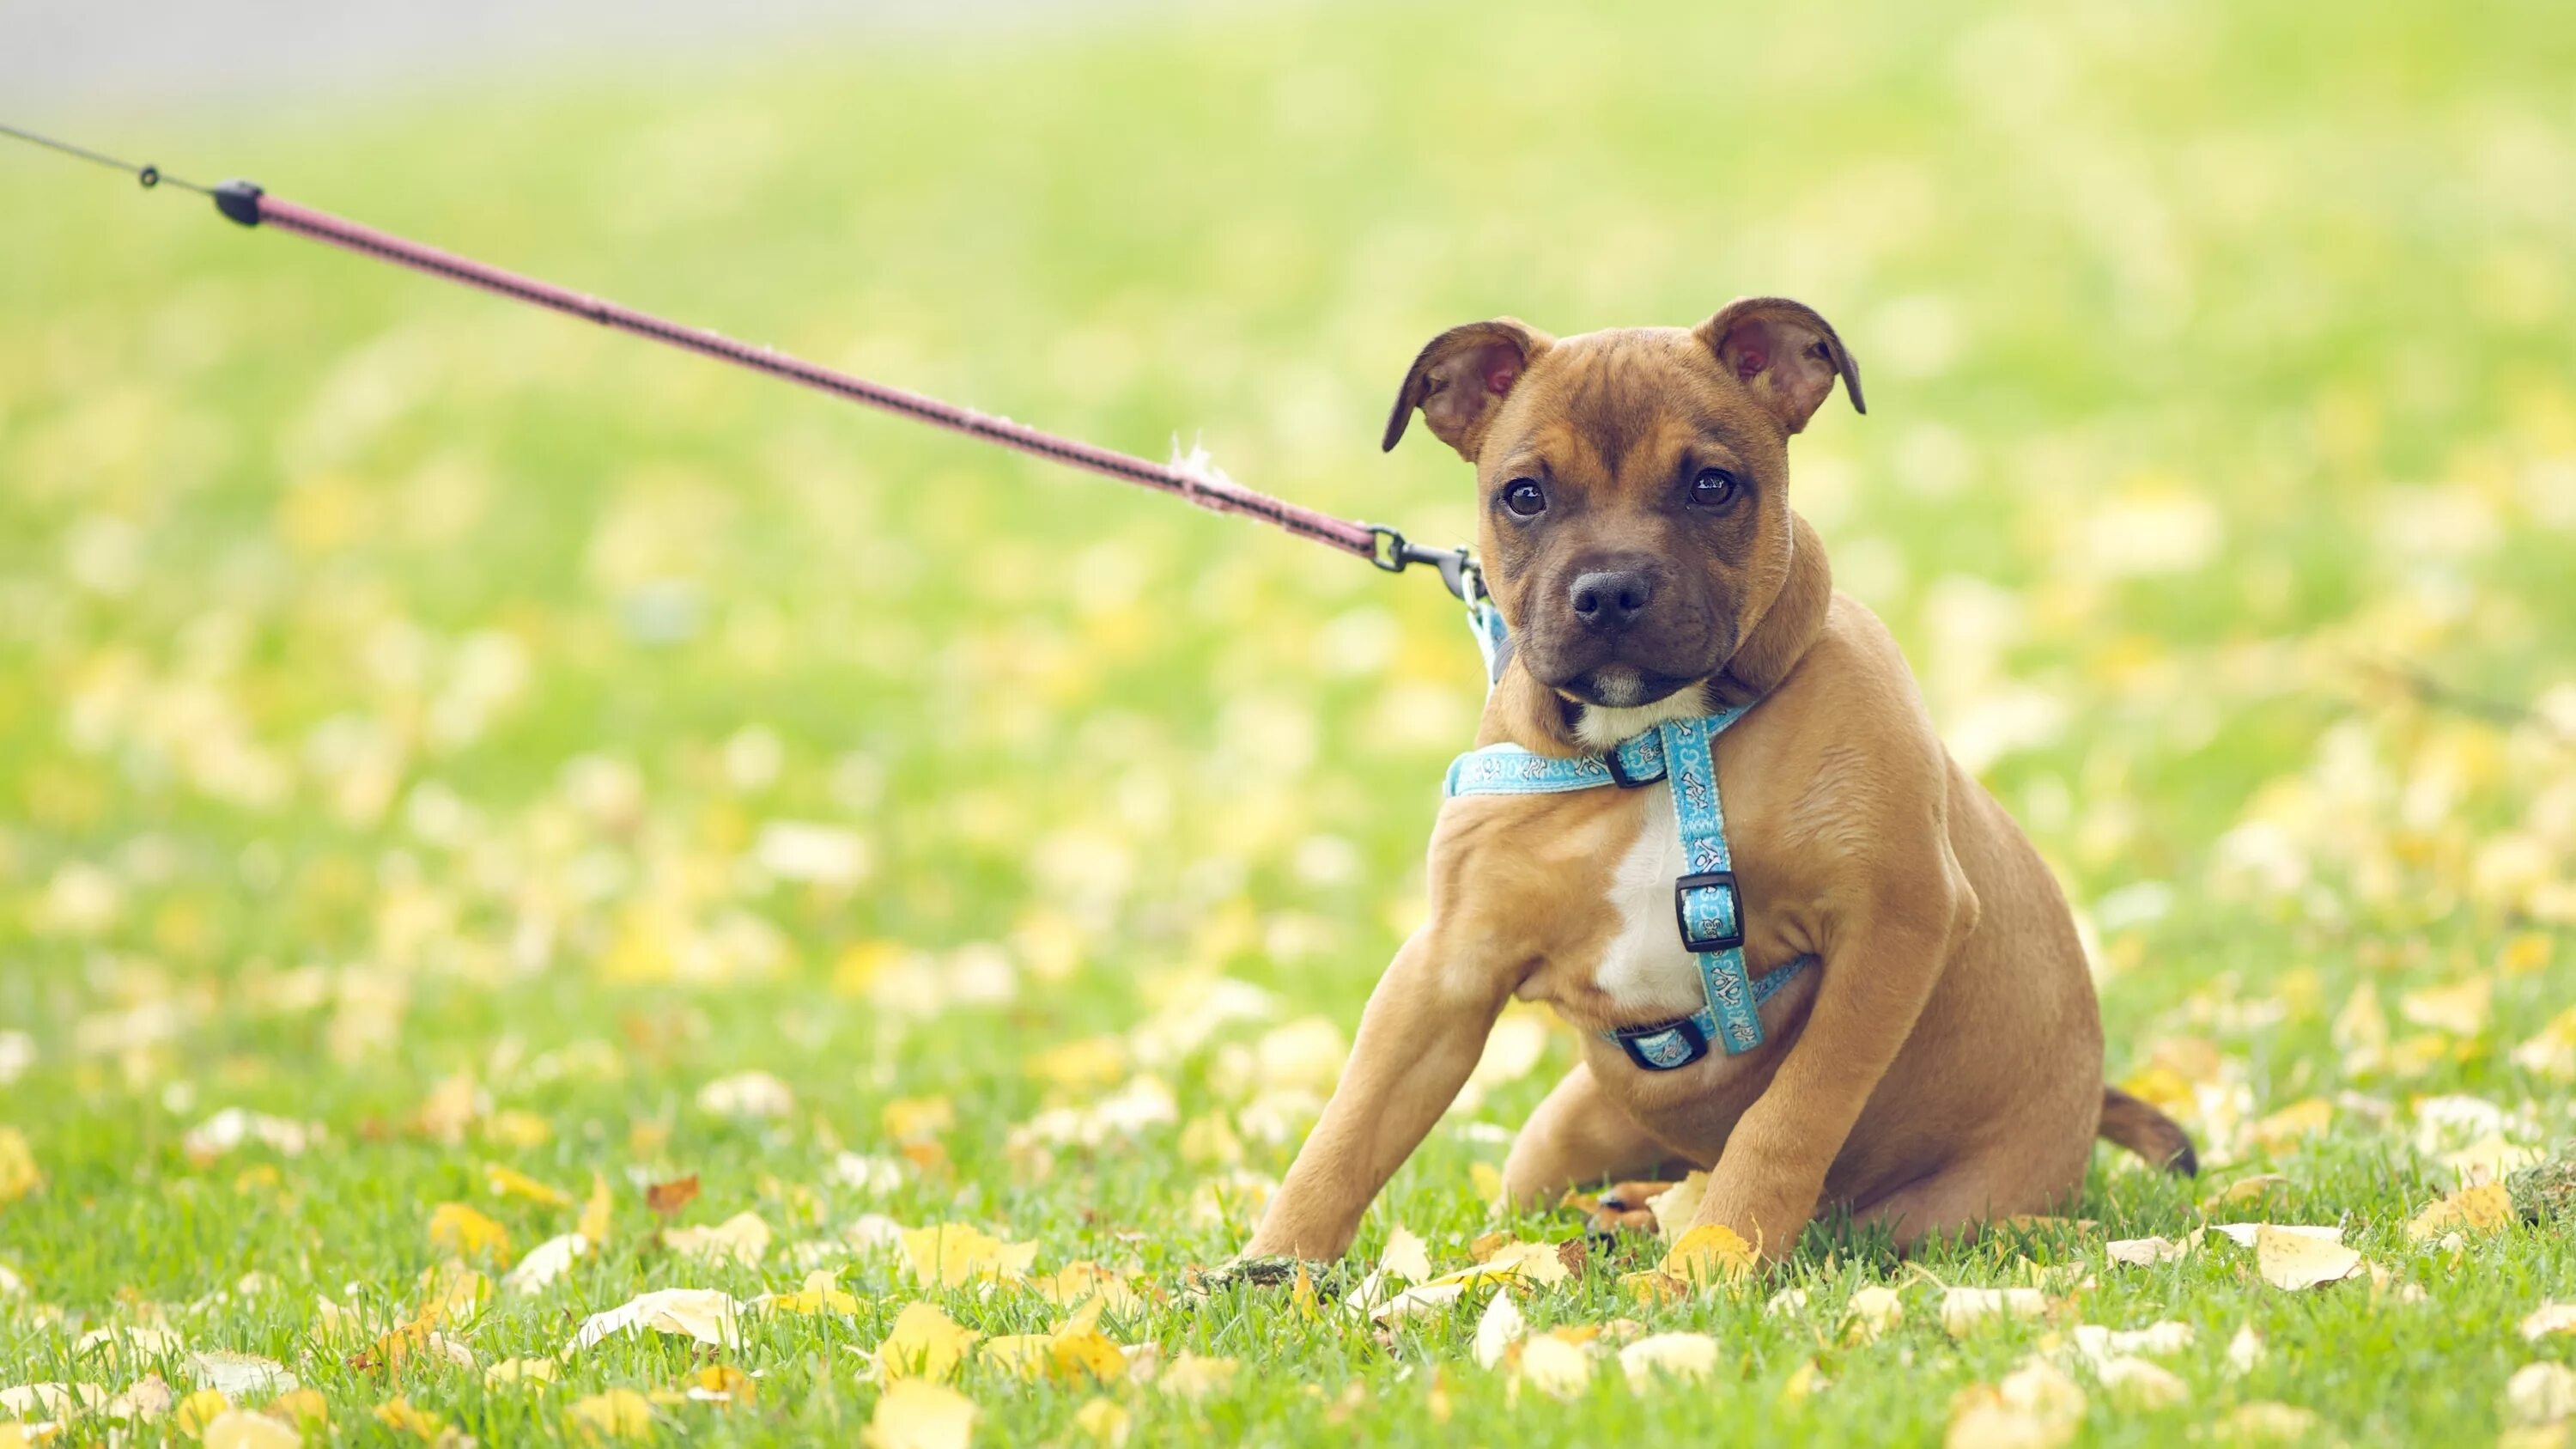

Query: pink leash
left=1, top=121, right=1473, bottom=595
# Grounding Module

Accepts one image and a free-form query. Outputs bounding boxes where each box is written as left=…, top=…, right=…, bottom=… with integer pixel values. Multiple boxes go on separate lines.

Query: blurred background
left=3, top=0, right=2573, bottom=1293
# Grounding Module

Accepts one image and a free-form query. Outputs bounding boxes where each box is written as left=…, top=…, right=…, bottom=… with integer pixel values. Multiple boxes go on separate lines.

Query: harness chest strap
left=1443, top=708, right=1815, bottom=1072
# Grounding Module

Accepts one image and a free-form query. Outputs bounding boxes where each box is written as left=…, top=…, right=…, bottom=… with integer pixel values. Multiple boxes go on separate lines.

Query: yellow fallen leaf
left=979, top=1300, right=1125, bottom=1385
left=1645, top=1172, right=1708, bottom=1243
left=2212, top=1402, right=2319, bottom=1440
left=1469, top=1162, right=1504, bottom=1206
left=697, top=1070, right=796, bottom=1119
left=484, top=1164, right=571, bottom=1208
left=1034, top=1262, right=1143, bottom=1315
left=2508, top=1362, right=2576, bottom=1428
left=568, top=1388, right=657, bottom=1441
left=882, top=1098, right=955, bottom=1144
left=190, top=1351, right=298, bottom=1399
left=2522, top=1303, right=2576, bottom=1341
left=1946, top=1360, right=2084, bottom=1449
left=683, top=1365, right=757, bottom=1407
left=2093, top=1355, right=2189, bottom=1410
left=1072, top=1396, right=1130, bottom=1446
left=877, top=1302, right=981, bottom=1384
left=372, top=1397, right=446, bottom=1443
left=1517, top=1333, right=1593, bottom=1401
left=484, top=1357, right=558, bottom=1387
left=1473, top=1291, right=1526, bottom=1370
left=2204, top=1174, right=2291, bottom=1209
left=1662, top=1223, right=1756, bottom=1284
left=484, top=1111, right=554, bottom=1149
left=264, top=1388, right=329, bottom=1431
left=1474, top=1239, right=1571, bottom=1287
left=865, top=1380, right=975, bottom=1449
left=566, top=1288, right=743, bottom=1352
left=772, top=1268, right=860, bottom=1316
left=427, top=1202, right=511, bottom=1265
left=2105, top=1236, right=2191, bottom=1267
left=901, top=1224, right=1036, bottom=1288
left=1619, top=1332, right=1721, bottom=1390
left=0, top=1128, right=44, bottom=1206
left=1157, top=1354, right=1238, bottom=1403
left=174, top=1389, right=231, bottom=1435
left=1379, top=1226, right=1432, bottom=1282
left=503, top=1233, right=590, bottom=1296
left=665, top=1210, right=772, bottom=1267
left=2445, top=1133, right=2543, bottom=1184
left=200, top=1408, right=301, bottom=1449
left=2253, top=1225, right=2363, bottom=1290
left=1942, top=1287, right=2050, bottom=1336
left=2249, top=1098, right=2334, bottom=1154
left=2401, top=978, right=2493, bottom=1037
left=1782, top=1357, right=1830, bottom=1403
left=1844, top=1285, right=1905, bottom=1343
left=579, top=1172, right=613, bottom=1245
left=2409, top=1182, right=2515, bottom=1242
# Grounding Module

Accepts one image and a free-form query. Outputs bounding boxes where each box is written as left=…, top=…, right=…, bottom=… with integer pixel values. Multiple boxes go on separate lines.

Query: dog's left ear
left=1382, top=318, right=1552, bottom=461
left=1695, top=296, right=1866, bottom=435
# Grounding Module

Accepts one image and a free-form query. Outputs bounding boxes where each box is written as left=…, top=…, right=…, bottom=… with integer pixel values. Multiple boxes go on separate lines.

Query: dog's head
left=1383, top=298, right=1862, bottom=709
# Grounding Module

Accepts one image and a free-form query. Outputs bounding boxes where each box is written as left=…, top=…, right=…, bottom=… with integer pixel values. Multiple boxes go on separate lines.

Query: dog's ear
left=1695, top=297, right=1865, bottom=435
left=1382, top=318, right=1551, bottom=460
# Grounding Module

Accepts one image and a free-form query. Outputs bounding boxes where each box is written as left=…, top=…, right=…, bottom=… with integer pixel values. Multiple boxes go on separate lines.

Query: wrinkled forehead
left=1483, top=328, right=1758, bottom=481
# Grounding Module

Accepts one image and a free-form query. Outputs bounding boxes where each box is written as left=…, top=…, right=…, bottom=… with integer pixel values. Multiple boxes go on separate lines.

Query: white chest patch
left=1591, top=786, right=1711, bottom=1020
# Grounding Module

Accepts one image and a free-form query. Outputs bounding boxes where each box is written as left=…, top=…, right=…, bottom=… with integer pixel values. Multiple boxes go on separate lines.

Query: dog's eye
left=1502, top=479, right=1547, bottom=517
left=1690, top=467, right=1742, bottom=508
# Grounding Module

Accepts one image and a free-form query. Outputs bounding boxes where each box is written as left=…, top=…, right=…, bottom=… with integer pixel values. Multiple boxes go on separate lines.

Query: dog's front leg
left=1687, top=875, right=1971, bottom=1259
left=1245, top=930, right=1509, bottom=1260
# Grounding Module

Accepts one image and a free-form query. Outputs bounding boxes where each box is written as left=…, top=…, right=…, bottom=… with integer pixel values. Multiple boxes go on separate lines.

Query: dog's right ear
left=1382, top=319, right=1551, bottom=461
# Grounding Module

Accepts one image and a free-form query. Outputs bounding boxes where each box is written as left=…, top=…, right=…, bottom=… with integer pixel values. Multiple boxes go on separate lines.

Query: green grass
left=3, top=0, right=2576, bottom=1442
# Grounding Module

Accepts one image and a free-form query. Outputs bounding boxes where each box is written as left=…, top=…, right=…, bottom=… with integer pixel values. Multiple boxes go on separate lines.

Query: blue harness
left=1443, top=588, right=1813, bottom=1072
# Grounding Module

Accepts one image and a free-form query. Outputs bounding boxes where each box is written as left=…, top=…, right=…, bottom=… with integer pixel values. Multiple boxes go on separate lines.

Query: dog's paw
left=1586, top=1180, right=1680, bottom=1236
left=1189, top=1255, right=1337, bottom=1298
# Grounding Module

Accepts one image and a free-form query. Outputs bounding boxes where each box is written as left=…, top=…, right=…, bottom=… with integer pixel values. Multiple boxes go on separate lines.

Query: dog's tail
left=2098, top=1086, right=2197, bottom=1176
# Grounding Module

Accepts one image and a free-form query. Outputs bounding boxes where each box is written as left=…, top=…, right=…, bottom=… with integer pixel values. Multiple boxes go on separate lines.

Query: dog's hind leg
left=1845, top=1130, right=2092, bottom=1253
left=1502, top=1062, right=1697, bottom=1220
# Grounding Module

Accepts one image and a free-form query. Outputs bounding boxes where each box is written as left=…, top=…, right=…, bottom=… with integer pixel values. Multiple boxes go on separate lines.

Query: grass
left=3, top=0, right=2574, bottom=1442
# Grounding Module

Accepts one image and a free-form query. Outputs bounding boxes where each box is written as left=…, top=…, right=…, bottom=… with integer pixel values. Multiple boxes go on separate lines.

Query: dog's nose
left=1568, top=569, right=1654, bottom=631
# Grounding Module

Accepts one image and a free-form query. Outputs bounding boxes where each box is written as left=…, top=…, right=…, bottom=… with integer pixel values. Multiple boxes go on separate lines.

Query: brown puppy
left=1246, top=298, right=2190, bottom=1264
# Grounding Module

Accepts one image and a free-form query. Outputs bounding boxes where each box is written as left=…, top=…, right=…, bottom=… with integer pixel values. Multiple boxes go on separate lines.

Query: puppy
left=1246, top=298, right=2191, bottom=1264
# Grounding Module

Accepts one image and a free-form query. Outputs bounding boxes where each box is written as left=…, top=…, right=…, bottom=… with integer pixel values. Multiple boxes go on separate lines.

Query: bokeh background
left=3, top=0, right=2574, bottom=1443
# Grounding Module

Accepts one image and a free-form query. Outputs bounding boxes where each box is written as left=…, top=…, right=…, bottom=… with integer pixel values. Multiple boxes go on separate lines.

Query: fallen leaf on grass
left=2091, top=1355, right=2189, bottom=1410
left=697, top=1071, right=795, bottom=1119
left=645, top=1175, right=701, bottom=1218
left=1516, top=1333, right=1593, bottom=1401
left=2409, top=1182, right=2514, bottom=1241
left=1643, top=1172, right=1707, bottom=1243
left=1942, top=1288, right=2050, bottom=1336
left=173, top=1388, right=228, bottom=1434
left=2522, top=1303, right=2576, bottom=1341
left=1072, top=1397, right=1129, bottom=1446
left=75, top=1324, right=186, bottom=1359
left=484, top=1165, right=571, bottom=1208
left=1473, top=1292, right=1525, bottom=1370
left=1619, top=1332, right=1721, bottom=1390
left=1946, top=1360, right=2084, bottom=1449
left=2209, top=1402, right=2318, bottom=1440
left=2206, top=1223, right=2342, bottom=1247
left=865, top=1380, right=975, bottom=1449
left=2507, top=1363, right=2576, bottom=1427
left=484, top=1358, right=557, bottom=1387
left=427, top=1202, right=510, bottom=1264
left=566, top=1288, right=742, bottom=1352
left=200, top=1408, right=302, bottom=1449
left=1378, top=1226, right=1432, bottom=1282
left=579, top=1172, right=614, bottom=1244
left=190, top=1353, right=297, bottom=1400
left=769, top=1268, right=859, bottom=1316
left=1662, top=1223, right=1756, bottom=1284
left=372, top=1396, right=447, bottom=1443
left=1033, top=1262, right=1145, bottom=1314
left=504, top=1233, right=591, bottom=1296
left=1157, top=1354, right=1237, bottom=1403
left=2226, top=1324, right=2266, bottom=1375
left=874, top=1302, right=980, bottom=1383
left=2105, top=1236, right=2191, bottom=1267
left=0, top=1129, right=38, bottom=1206
left=901, top=1224, right=1035, bottom=1288
left=568, top=1388, right=656, bottom=1441
left=2252, top=1226, right=2363, bottom=1290
left=2445, top=1134, right=2544, bottom=1185
left=0, top=1383, right=106, bottom=1418
left=1844, top=1285, right=1906, bottom=1343
left=666, top=1210, right=772, bottom=1267
left=2069, top=1322, right=2194, bottom=1362
left=980, top=1299, right=1126, bottom=1385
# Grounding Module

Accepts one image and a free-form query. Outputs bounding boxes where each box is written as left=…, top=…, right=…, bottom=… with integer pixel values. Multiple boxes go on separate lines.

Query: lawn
left=3, top=0, right=2575, bottom=1443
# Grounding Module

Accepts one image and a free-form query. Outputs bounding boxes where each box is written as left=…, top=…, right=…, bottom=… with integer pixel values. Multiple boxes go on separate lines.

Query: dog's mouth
left=1558, top=665, right=1699, bottom=710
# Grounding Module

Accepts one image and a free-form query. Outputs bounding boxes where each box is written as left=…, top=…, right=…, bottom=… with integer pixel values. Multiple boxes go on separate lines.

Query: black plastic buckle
left=1615, top=1017, right=1709, bottom=1071
left=1601, top=741, right=1656, bottom=788
left=1674, top=871, right=1745, bottom=953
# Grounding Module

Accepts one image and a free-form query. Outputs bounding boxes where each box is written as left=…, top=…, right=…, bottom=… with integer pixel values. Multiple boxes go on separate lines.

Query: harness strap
left=1444, top=707, right=1808, bottom=1070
